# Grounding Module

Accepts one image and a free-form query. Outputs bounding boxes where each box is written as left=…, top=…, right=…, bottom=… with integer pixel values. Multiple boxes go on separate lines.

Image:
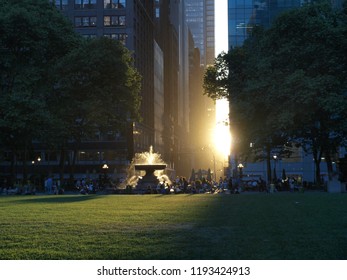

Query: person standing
left=45, top=176, right=53, bottom=194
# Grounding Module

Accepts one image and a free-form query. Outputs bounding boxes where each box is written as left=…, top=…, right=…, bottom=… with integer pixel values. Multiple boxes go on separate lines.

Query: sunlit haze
left=213, top=0, right=230, bottom=158
left=213, top=99, right=231, bottom=158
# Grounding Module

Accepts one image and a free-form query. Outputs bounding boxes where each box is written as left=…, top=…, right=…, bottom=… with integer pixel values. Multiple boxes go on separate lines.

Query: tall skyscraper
left=228, top=0, right=305, bottom=48
left=228, top=0, right=344, bottom=48
left=185, top=0, right=215, bottom=65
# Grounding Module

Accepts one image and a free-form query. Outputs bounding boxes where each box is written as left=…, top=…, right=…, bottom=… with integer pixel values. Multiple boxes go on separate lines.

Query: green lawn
left=0, top=193, right=346, bottom=260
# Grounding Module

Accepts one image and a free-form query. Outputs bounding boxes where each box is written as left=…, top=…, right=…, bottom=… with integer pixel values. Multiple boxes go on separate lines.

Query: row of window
left=74, top=0, right=97, bottom=10
left=81, top=33, right=127, bottom=44
left=54, top=0, right=126, bottom=10
left=74, top=15, right=126, bottom=27
left=104, top=0, right=126, bottom=9
left=104, top=15, right=126, bottom=26
left=103, top=33, right=127, bottom=41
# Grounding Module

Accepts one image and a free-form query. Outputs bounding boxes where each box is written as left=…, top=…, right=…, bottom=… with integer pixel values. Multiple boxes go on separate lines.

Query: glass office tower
left=228, top=0, right=303, bottom=48
left=185, top=0, right=215, bottom=65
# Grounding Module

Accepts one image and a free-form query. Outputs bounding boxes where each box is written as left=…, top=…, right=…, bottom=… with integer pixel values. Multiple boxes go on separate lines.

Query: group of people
left=0, top=178, right=36, bottom=195
left=44, top=177, right=64, bottom=194
left=75, top=178, right=102, bottom=194
left=1, top=172, right=302, bottom=196
left=138, top=176, right=236, bottom=195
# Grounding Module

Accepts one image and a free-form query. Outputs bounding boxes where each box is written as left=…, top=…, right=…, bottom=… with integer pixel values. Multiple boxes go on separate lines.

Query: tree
left=0, top=0, right=79, bottom=184
left=50, top=37, right=142, bottom=181
left=203, top=0, right=347, bottom=184
left=262, top=1, right=347, bottom=183
left=204, top=37, right=293, bottom=182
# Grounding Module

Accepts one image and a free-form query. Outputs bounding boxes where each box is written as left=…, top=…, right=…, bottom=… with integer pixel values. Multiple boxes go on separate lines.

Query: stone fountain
left=120, top=146, right=170, bottom=193
left=134, top=164, right=166, bottom=191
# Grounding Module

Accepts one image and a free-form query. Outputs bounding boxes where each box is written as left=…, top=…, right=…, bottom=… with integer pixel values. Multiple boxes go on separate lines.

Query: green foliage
left=50, top=37, right=141, bottom=142
left=0, top=0, right=142, bottom=181
left=203, top=53, right=230, bottom=100
left=0, top=0, right=79, bottom=151
left=203, top=1, right=347, bottom=180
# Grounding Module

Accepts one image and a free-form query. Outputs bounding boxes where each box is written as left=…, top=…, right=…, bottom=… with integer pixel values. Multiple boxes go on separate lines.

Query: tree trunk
left=10, top=150, right=16, bottom=187
left=22, top=143, right=28, bottom=184
left=325, top=152, right=334, bottom=181
left=69, top=136, right=82, bottom=186
left=313, top=148, right=322, bottom=187
left=69, top=147, right=78, bottom=185
left=59, top=145, right=66, bottom=183
left=266, top=145, right=272, bottom=184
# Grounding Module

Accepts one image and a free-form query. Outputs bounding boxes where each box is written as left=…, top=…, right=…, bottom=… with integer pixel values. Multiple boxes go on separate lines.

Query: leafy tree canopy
left=203, top=0, right=347, bottom=181
left=0, top=0, right=79, bottom=148
left=50, top=37, right=142, bottom=142
left=0, top=0, right=142, bottom=183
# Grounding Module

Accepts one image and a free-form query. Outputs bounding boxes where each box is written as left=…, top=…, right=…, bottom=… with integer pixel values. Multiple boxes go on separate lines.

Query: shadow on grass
left=3, top=194, right=101, bottom=204
left=146, top=193, right=347, bottom=260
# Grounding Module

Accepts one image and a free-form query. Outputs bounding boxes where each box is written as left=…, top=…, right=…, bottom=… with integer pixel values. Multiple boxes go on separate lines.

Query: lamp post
left=37, top=156, right=41, bottom=189
left=238, top=163, right=244, bottom=179
left=273, top=155, right=277, bottom=182
left=102, top=163, right=109, bottom=188
left=31, top=160, right=35, bottom=186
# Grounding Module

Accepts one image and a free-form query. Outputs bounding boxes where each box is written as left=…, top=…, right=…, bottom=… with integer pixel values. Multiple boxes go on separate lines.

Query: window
left=75, top=0, right=81, bottom=9
left=55, top=0, right=68, bottom=10
left=118, top=33, right=127, bottom=44
left=83, top=17, right=89, bottom=26
left=75, top=0, right=97, bottom=9
left=104, top=0, right=126, bottom=9
left=90, top=17, right=97, bottom=26
left=75, top=17, right=97, bottom=27
left=104, top=16, right=111, bottom=26
left=119, top=16, right=125, bottom=25
left=111, top=16, right=119, bottom=26
left=104, top=33, right=127, bottom=44
left=118, top=0, right=126, bottom=8
left=104, top=16, right=126, bottom=27
left=78, top=151, right=100, bottom=161
left=75, top=17, right=82, bottom=27
left=82, top=34, right=97, bottom=39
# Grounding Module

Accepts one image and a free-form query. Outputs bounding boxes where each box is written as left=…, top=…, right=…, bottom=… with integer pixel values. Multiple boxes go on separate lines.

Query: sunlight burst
left=213, top=99, right=231, bottom=157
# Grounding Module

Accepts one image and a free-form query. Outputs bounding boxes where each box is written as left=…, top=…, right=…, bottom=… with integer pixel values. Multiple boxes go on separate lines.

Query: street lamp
left=102, top=163, right=109, bottom=187
left=102, top=163, right=109, bottom=169
left=238, top=163, right=244, bottom=179
left=31, top=161, right=35, bottom=186
left=273, top=155, right=277, bottom=182
left=37, top=156, right=41, bottom=189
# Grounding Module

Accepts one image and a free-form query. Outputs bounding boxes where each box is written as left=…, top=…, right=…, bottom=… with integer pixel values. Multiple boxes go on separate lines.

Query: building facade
left=185, top=0, right=215, bottom=66
left=53, top=0, right=195, bottom=180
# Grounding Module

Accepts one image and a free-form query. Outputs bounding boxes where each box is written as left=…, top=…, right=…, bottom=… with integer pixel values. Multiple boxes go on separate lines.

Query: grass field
left=0, top=193, right=346, bottom=260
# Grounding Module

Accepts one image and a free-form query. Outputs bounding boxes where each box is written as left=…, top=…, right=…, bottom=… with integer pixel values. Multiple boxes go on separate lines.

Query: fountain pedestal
left=134, top=164, right=166, bottom=192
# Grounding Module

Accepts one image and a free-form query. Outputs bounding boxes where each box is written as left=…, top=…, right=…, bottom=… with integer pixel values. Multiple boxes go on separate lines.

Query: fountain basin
left=134, top=164, right=166, bottom=172
left=134, top=164, right=167, bottom=192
